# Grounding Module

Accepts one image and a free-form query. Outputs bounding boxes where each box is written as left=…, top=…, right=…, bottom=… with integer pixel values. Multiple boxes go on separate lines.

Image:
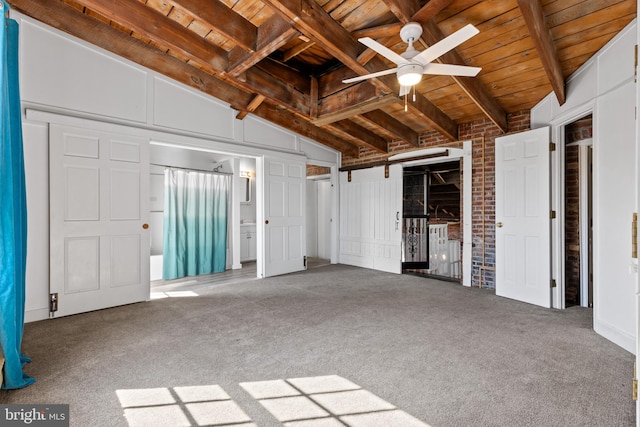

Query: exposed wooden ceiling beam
left=314, top=93, right=398, bottom=126
left=73, top=0, right=229, bottom=72
left=262, top=0, right=458, bottom=140
left=356, top=36, right=394, bottom=65
left=11, top=0, right=360, bottom=157
left=517, top=0, right=565, bottom=105
left=228, top=13, right=299, bottom=76
left=412, top=0, right=454, bottom=23
left=255, top=58, right=310, bottom=94
left=328, top=120, right=388, bottom=153
left=255, top=104, right=360, bottom=156
left=171, top=0, right=257, bottom=51
left=352, top=23, right=403, bottom=39
left=382, top=0, right=508, bottom=133
left=70, top=0, right=313, bottom=118
left=359, top=110, right=420, bottom=147
left=382, top=0, right=421, bottom=24
left=236, top=94, right=266, bottom=120
left=283, top=39, right=315, bottom=62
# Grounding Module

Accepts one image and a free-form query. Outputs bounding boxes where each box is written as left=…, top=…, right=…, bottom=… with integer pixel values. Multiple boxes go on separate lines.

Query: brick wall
left=341, top=110, right=531, bottom=288
left=564, top=145, right=580, bottom=302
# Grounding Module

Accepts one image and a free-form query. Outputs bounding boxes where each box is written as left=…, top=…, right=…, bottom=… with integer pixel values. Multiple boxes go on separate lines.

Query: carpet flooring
left=1, top=263, right=635, bottom=426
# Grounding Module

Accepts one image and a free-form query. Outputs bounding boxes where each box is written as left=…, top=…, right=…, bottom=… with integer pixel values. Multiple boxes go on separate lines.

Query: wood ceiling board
left=436, top=0, right=519, bottom=35
left=553, top=14, right=635, bottom=52
left=438, top=6, right=522, bottom=50
left=544, top=0, right=630, bottom=29
left=336, top=1, right=394, bottom=32
left=495, top=84, right=553, bottom=110
left=557, top=33, right=619, bottom=64
left=456, top=21, right=531, bottom=61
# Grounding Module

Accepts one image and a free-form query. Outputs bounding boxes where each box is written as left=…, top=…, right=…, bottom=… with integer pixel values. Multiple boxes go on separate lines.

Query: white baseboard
left=25, top=308, right=49, bottom=323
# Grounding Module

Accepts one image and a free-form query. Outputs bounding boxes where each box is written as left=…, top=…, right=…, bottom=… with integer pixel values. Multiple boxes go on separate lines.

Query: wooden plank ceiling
left=10, top=0, right=636, bottom=160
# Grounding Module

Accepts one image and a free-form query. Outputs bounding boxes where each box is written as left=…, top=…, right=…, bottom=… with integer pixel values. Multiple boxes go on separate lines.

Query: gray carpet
left=1, top=264, right=634, bottom=426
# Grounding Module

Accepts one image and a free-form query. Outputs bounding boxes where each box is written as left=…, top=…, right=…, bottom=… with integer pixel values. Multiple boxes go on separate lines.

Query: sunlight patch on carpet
left=150, top=290, right=199, bottom=299
left=116, top=375, right=430, bottom=426
left=240, top=375, right=431, bottom=426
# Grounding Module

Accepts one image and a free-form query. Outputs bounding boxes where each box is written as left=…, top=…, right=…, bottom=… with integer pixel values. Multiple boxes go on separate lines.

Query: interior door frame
left=390, top=141, right=472, bottom=286
left=305, top=159, right=339, bottom=264
left=549, top=104, right=595, bottom=309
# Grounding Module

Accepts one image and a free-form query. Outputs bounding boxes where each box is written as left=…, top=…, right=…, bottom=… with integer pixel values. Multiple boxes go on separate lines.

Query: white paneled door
left=49, top=124, right=150, bottom=317
left=339, top=165, right=403, bottom=274
left=262, top=156, right=306, bottom=277
left=495, top=127, right=551, bottom=308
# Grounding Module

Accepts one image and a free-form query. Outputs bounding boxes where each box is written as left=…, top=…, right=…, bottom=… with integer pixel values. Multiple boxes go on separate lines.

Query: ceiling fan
left=343, top=22, right=482, bottom=97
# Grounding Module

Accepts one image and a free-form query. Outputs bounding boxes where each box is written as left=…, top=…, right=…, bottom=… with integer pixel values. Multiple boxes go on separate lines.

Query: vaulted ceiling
left=10, top=0, right=637, bottom=160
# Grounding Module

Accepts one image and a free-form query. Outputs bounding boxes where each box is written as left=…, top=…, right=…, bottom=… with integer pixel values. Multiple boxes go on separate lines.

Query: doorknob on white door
left=496, top=222, right=503, bottom=228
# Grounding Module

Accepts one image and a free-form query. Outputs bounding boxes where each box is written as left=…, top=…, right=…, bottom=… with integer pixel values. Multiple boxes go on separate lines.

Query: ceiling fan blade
left=399, top=85, right=411, bottom=97
left=358, top=37, right=408, bottom=65
left=413, top=24, right=479, bottom=66
left=423, top=63, right=481, bottom=77
left=342, top=67, right=399, bottom=84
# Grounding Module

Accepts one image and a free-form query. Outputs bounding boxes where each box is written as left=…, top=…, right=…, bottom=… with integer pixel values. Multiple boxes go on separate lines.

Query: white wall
left=531, top=19, right=637, bottom=353
left=15, top=11, right=340, bottom=322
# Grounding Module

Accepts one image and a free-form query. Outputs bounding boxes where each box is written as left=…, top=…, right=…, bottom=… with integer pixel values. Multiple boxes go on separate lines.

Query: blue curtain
left=0, top=3, right=35, bottom=389
left=162, top=169, right=229, bottom=280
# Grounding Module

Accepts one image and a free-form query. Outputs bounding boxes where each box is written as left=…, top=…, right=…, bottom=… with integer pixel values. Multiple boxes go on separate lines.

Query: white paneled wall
left=15, top=11, right=339, bottom=321
left=531, top=19, right=637, bottom=353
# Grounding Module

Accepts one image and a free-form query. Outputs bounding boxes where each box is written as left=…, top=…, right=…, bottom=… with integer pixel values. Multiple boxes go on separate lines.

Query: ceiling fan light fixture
left=397, top=64, right=423, bottom=86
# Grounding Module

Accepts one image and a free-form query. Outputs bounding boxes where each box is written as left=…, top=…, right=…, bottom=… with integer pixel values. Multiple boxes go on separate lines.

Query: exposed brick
left=341, top=110, right=532, bottom=288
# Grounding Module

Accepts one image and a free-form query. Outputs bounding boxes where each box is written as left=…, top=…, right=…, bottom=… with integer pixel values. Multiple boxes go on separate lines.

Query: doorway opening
left=402, top=160, right=462, bottom=281
left=563, top=114, right=593, bottom=308
left=306, top=164, right=332, bottom=269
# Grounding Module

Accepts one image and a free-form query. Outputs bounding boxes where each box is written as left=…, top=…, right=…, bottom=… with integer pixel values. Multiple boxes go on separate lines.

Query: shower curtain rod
left=151, top=163, right=233, bottom=175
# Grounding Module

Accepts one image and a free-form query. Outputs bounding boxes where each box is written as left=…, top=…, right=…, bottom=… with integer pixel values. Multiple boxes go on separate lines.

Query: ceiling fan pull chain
left=413, top=85, right=416, bottom=102
left=404, top=93, right=408, bottom=112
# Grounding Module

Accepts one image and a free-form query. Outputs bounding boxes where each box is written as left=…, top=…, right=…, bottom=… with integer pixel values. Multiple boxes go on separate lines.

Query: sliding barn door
left=495, top=127, right=551, bottom=308
left=261, top=156, right=306, bottom=277
left=49, top=124, right=150, bottom=317
left=339, top=165, right=403, bottom=273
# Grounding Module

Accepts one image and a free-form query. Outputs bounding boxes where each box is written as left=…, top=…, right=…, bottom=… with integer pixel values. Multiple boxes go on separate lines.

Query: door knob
left=265, top=220, right=269, bottom=224
left=496, top=222, right=503, bottom=228
left=142, top=223, right=149, bottom=229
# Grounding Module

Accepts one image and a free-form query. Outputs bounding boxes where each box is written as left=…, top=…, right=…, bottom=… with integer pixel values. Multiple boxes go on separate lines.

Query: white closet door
left=495, top=127, right=551, bottom=308
left=49, top=124, right=150, bottom=317
left=261, top=156, right=306, bottom=277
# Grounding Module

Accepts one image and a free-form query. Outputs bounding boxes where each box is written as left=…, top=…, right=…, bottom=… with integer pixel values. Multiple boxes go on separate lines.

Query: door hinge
left=633, top=362, right=638, bottom=401
left=550, top=210, right=556, bottom=219
left=304, top=256, right=307, bottom=268
left=550, top=279, right=557, bottom=288
left=632, top=213, right=637, bottom=259
left=49, top=293, right=58, bottom=315
left=549, top=142, right=556, bottom=152
left=635, top=44, right=638, bottom=83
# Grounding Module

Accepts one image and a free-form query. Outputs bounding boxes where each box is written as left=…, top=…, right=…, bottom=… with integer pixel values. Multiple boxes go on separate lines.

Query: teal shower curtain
left=162, top=169, right=230, bottom=280
left=0, top=3, right=36, bottom=389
